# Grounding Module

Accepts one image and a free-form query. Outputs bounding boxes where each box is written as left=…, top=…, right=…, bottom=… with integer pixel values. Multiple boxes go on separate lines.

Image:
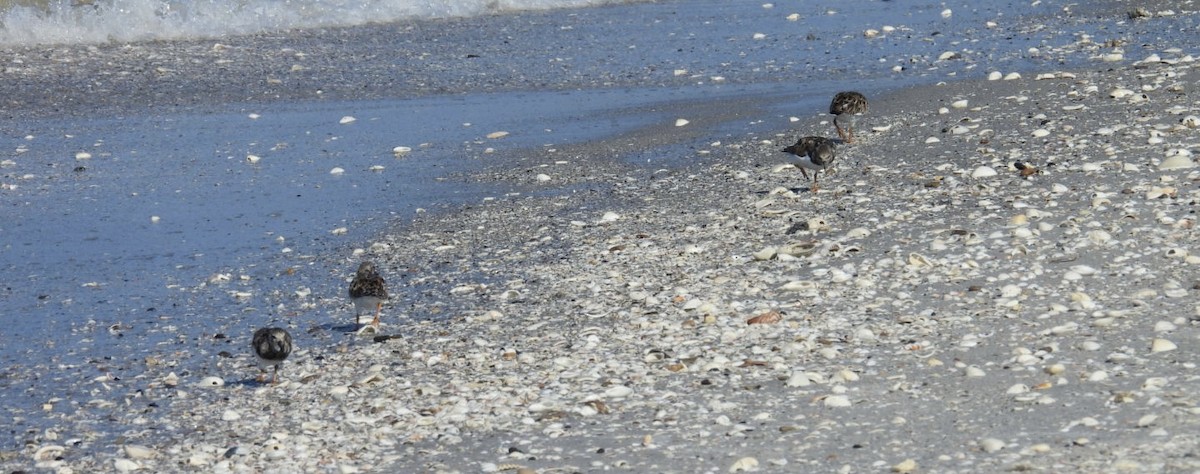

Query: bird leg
left=257, top=372, right=267, bottom=383
left=272, top=367, right=279, bottom=385
left=371, top=302, right=382, bottom=328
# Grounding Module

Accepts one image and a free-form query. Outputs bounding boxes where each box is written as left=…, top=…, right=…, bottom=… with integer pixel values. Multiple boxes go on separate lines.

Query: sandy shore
left=25, top=42, right=1200, bottom=474
left=6, top=2, right=1200, bottom=473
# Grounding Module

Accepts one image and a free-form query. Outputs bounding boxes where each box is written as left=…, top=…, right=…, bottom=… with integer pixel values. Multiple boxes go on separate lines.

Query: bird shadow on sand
left=226, top=377, right=273, bottom=389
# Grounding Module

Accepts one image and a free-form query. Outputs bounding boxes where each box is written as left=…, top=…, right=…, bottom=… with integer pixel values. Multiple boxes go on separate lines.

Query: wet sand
left=3, top=1, right=1200, bottom=472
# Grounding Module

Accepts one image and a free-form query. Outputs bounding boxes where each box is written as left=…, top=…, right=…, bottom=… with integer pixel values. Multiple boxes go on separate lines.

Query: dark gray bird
left=829, top=91, right=868, bottom=144
left=252, top=327, right=292, bottom=384
left=782, top=136, right=837, bottom=192
left=349, top=261, right=389, bottom=329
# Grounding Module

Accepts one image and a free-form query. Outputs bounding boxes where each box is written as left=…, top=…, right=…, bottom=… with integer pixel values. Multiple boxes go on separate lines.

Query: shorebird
left=252, top=327, right=292, bottom=384
left=782, top=136, right=837, bottom=192
left=349, top=261, right=389, bottom=329
left=829, top=91, right=868, bottom=143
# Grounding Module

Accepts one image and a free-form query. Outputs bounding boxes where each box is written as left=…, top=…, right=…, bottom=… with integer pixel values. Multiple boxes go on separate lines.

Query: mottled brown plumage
left=252, top=327, right=292, bottom=384
left=829, top=91, right=868, bottom=143
left=782, top=136, right=837, bottom=191
left=349, top=261, right=389, bottom=328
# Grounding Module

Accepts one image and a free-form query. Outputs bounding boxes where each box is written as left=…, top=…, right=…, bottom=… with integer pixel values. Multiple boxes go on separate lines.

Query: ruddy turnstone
left=252, top=327, right=292, bottom=384
left=349, top=261, right=389, bottom=329
left=829, top=91, right=868, bottom=143
left=782, top=136, right=837, bottom=192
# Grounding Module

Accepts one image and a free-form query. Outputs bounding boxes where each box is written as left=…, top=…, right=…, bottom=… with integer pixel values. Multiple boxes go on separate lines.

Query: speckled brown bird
left=782, top=136, right=837, bottom=192
left=252, top=327, right=292, bottom=384
left=829, top=91, right=868, bottom=143
left=349, top=261, right=389, bottom=329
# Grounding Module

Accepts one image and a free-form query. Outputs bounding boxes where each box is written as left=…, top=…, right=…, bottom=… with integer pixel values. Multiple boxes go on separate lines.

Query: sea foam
left=0, top=0, right=628, bottom=46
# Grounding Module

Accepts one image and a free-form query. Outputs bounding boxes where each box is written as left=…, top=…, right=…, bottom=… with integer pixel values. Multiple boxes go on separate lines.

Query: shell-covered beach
left=3, top=0, right=1200, bottom=472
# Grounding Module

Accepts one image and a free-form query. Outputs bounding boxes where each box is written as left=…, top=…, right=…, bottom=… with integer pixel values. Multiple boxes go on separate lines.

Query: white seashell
left=1138, top=414, right=1158, bottom=428
left=987, top=71, right=1002, bottom=81
left=752, top=33, right=766, bottom=40
left=1087, top=370, right=1109, bottom=382
left=980, top=438, right=1006, bottom=453
left=940, top=8, right=952, bottom=18
left=1110, top=88, right=1134, bottom=98
left=675, top=118, right=690, bottom=127
left=600, top=211, right=621, bottom=222
left=536, top=173, right=551, bottom=182
left=1031, top=129, right=1050, bottom=137
left=1151, top=339, right=1177, bottom=353
left=75, top=151, right=92, bottom=160
left=823, top=395, right=852, bottom=407
left=971, top=166, right=998, bottom=178
left=730, top=457, right=760, bottom=472
left=779, top=280, right=817, bottom=292
left=113, top=459, right=141, bottom=472
left=221, top=410, right=240, bottom=421
left=1101, top=53, right=1124, bottom=62
left=950, top=125, right=970, bottom=134
left=124, top=445, right=156, bottom=460
left=864, top=29, right=880, bottom=38
left=1154, top=321, right=1176, bottom=332
left=34, top=445, right=66, bottom=461
left=1181, top=115, right=1200, bottom=128
left=925, top=137, right=941, bottom=144
left=951, top=99, right=969, bottom=109
left=329, top=167, right=345, bottom=175
left=338, top=116, right=356, bottom=124
left=486, top=131, right=509, bottom=139
left=1003, top=72, right=1021, bottom=80
left=330, top=227, right=348, bottom=235
left=1158, top=155, right=1196, bottom=170
left=604, top=385, right=633, bottom=398
left=786, top=372, right=812, bottom=387
left=246, top=154, right=261, bottom=164
left=392, top=146, right=412, bottom=155
left=939, top=51, right=957, bottom=61
left=197, top=376, right=224, bottom=388
left=965, top=366, right=986, bottom=377
left=752, top=247, right=777, bottom=261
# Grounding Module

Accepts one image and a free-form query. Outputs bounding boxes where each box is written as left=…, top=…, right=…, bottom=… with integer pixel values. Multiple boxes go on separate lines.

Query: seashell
left=1158, top=155, right=1195, bottom=170
left=747, top=310, right=782, bottom=325
left=124, top=445, right=157, bottom=459
left=823, top=395, right=852, bottom=407
left=329, top=167, right=345, bottom=175
left=893, top=459, right=918, bottom=473
left=163, top=372, right=180, bottom=387
left=987, top=71, right=1002, bottom=81
left=1151, top=338, right=1177, bottom=353
left=940, top=8, right=952, bottom=18
left=951, top=99, right=969, bottom=109
left=971, top=166, right=997, bottom=178
left=34, top=445, right=66, bottom=461
left=221, top=410, right=240, bottom=421
left=674, top=119, right=690, bottom=127
left=779, top=280, right=817, bottom=292
left=246, top=154, right=261, bottom=164
left=907, top=253, right=933, bottom=268
left=1100, top=53, right=1124, bottom=62
left=113, top=459, right=141, bottom=472
left=604, top=385, right=633, bottom=398
left=338, top=116, right=356, bottom=124
left=197, top=376, right=225, bottom=388
left=1003, top=72, right=1021, bottom=80
left=486, top=131, right=509, bottom=139
left=1110, top=88, right=1134, bottom=98
left=939, top=51, right=958, bottom=61
left=980, top=438, right=1006, bottom=453
left=1031, top=129, right=1050, bottom=137
left=864, top=29, right=879, bottom=38
left=730, top=457, right=760, bottom=472
left=75, top=151, right=92, bottom=160
left=752, top=247, right=777, bottom=261
left=392, top=146, right=412, bottom=155
left=778, top=241, right=818, bottom=257
left=1181, top=115, right=1200, bottom=128
left=965, top=366, right=986, bottom=377
left=845, top=227, right=871, bottom=239
left=925, top=137, right=941, bottom=144
left=786, top=372, right=812, bottom=387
